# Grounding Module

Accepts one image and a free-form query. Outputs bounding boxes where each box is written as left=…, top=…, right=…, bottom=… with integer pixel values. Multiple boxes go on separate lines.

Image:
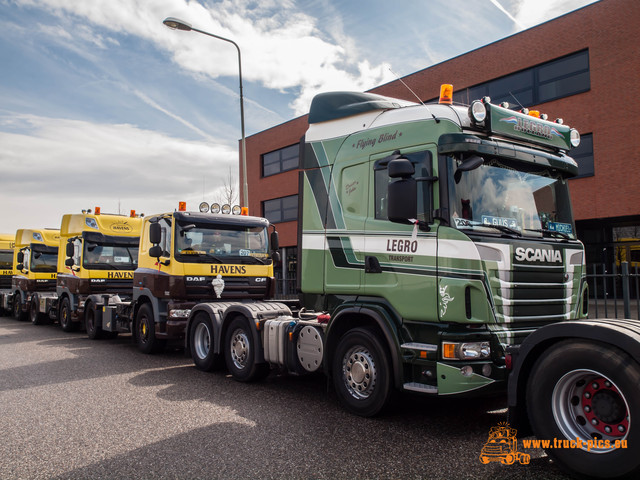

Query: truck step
left=403, top=382, right=438, bottom=394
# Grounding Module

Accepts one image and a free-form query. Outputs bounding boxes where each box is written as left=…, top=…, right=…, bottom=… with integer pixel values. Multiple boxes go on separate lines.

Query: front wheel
left=190, top=313, right=222, bottom=372
left=332, top=327, right=392, bottom=417
left=85, top=304, right=103, bottom=339
left=13, top=293, right=27, bottom=321
left=224, top=316, right=268, bottom=382
left=527, top=340, right=640, bottom=479
left=135, top=304, right=165, bottom=354
left=59, top=297, right=76, bottom=332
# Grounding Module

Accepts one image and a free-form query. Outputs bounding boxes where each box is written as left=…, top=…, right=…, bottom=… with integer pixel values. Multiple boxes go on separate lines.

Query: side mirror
left=66, top=241, right=75, bottom=257
left=454, top=155, right=484, bottom=184
left=387, top=157, right=417, bottom=223
left=270, top=230, right=280, bottom=251
left=17, top=263, right=24, bottom=271
left=149, top=245, right=163, bottom=259
left=17, top=251, right=24, bottom=263
left=149, top=222, right=162, bottom=245
left=271, top=251, right=281, bottom=264
left=65, top=258, right=75, bottom=267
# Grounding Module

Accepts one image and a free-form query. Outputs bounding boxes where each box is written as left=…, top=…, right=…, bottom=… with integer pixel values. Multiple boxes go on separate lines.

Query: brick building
left=243, top=0, right=640, bottom=293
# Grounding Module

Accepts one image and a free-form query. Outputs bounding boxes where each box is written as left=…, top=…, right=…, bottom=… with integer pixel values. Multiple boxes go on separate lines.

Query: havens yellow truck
left=55, top=211, right=142, bottom=334
left=11, top=229, right=60, bottom=323
left=0, top=234, right=16, bottom=316
left=97, top=210, right=279, bottom=353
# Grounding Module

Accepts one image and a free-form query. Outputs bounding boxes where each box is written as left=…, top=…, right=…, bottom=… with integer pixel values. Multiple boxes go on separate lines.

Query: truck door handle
left=365, top=256, right=383, bottom=274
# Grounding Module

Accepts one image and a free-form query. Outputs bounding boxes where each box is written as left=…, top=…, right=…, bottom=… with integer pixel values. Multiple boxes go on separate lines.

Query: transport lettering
left=107, top=271, right=134, bottom=279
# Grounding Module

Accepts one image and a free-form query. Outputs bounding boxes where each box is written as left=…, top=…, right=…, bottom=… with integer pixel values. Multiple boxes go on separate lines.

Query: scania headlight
left=442, top=341, right=490, bottom=360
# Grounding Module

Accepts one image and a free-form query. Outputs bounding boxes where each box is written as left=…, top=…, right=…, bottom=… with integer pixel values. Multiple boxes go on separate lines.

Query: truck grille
left=488, top=265, right=578, bottom=345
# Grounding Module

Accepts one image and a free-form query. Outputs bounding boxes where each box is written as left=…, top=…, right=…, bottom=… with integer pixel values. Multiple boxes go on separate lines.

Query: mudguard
left=507, top=318, right=640, bottom=435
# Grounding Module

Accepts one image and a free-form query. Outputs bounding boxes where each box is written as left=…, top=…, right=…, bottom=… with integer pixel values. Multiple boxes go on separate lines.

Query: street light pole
left=163, top=17, right=248, bottom=209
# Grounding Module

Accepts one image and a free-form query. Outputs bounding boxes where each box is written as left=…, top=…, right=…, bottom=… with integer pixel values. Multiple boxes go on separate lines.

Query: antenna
left=388, top=67, right=439, bottom=123
left=509, top=91, right=524, bottom=110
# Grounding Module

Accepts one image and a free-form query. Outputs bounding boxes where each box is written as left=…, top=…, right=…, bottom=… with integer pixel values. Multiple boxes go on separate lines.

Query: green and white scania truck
left=185, top=89, right=640, bottom=478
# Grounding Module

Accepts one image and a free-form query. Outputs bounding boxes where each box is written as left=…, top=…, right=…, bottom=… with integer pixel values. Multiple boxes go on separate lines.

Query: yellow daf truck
left=55, top=211, right=142, bottom=334
left=11, top=229, right=60, bottom=323
left=0, top=234, right=16, bottom=316
left=98, top=209, right=279, bottom=353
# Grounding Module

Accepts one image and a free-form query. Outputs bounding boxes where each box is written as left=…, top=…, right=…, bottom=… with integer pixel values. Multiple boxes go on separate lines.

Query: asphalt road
left=0, top=315, right=572, bottom=480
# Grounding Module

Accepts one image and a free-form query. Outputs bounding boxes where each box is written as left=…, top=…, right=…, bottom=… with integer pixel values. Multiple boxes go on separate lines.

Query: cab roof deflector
left=308, top=92, right=413, bottom=124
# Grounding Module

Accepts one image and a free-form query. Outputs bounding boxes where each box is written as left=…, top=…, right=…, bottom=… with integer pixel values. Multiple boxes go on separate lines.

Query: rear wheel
left=85, top=304, right=103, bottom=339
left=224, top=316, right=268, bottom=382
left=527, top=340, right=640, bottom=479
left=13, top=293, right=27, bottom=321
left=190, top=313, right=222, bottom=371
left=30, top=295, right=47, bottom=325
left=135, top=304, right=165, bottom=354
left=59, top=297, right=76, bottom=332
left=332, top=327, right=392, bottom=417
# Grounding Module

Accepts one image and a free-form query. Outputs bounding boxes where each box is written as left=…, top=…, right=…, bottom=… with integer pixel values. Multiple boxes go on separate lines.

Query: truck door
left=322, top=158, right=368, bottom=293
left=364, top=148, right=439, bottom=323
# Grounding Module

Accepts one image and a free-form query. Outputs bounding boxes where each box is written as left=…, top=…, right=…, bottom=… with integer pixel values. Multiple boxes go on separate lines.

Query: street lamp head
left=163, top=17, right=192, bottom=31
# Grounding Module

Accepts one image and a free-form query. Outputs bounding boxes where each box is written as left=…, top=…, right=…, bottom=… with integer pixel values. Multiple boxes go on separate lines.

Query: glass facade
left=262, top=144, right=299, bottom=177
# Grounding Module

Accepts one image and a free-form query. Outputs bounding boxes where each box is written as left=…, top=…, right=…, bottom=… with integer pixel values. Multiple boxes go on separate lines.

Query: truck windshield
left=0, top=251, right=12, bottom=269
left=83, top=241, right=138, bottom=270
left=30, top=245, right=58, bottom=273
left=175, top=222, right=270, bottom=264
left=447, top=155, right=576, bottom=239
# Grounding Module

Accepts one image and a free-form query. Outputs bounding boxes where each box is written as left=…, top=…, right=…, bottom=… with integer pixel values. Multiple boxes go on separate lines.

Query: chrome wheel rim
left=194, top=323, right=211, bottom=360
left=230, top=328, right=250, bottom=370
left=342, top=345, right=377, bottom=400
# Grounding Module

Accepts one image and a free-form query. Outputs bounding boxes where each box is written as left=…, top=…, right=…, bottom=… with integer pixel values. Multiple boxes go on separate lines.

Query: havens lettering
left=107, top=271, right=134, bottom=279
left=210, top=265, right=247, bottom=275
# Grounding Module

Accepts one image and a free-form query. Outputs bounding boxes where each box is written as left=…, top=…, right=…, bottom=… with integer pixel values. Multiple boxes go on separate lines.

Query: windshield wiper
left=460, top=221, right=522, bottom=237
left=525, top=228, right=571, bottom=240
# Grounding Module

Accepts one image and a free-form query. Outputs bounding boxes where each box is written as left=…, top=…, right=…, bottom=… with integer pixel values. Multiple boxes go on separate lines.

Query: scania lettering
left=10, top=229, right=60, bottom=323
left=98, top=210, right=278, bottom=354
left=53, top=211, right=142, bottom=334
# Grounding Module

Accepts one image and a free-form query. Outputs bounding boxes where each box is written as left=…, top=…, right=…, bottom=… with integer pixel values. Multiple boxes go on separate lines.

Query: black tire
left=332, top=327, right=393, bottom=417
left=527, top=340, right=640, bottom=479
left=224, top=316, right=269, bottom=382
left=190, top=313, right=222, bottom=371
left=135, top=303, right=165, bottom=354
left=30, top=295, right=46, bottom=325
left=85, top=303, right=103, bottom=340
left=13, top=293, right=27, bottom=321
left=59, top=296, right=76, bottom=332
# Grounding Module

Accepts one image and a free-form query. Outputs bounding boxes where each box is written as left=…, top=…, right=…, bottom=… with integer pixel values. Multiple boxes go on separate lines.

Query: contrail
left=489, top=0, right=527, bottom=29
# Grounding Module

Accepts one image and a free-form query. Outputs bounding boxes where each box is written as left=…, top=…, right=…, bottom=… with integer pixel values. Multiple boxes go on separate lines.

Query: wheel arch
left=508, top=319, right=640, bottom=437
left=324, top=306, right=403, bottom=388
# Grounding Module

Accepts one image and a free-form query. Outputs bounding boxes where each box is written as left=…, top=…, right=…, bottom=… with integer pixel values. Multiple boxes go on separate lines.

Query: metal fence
left=587, top=261, right=640, bottom=320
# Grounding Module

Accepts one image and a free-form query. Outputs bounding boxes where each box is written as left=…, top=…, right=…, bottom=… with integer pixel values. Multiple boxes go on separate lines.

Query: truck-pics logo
left=514, top=247, right=562, bottom=263
left=479, top=422, right=530, bottom=466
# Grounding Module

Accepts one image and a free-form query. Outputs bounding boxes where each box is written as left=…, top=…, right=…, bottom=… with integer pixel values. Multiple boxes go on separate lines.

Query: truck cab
left=0, top=234, right=16, bottom=316
left=299, top=91, right=587, bottom=410
left=102, top=210, right=277, bottom=353
left=56, top=211, right=142, bottom=333
left=11, top=229, right=60, bottom=323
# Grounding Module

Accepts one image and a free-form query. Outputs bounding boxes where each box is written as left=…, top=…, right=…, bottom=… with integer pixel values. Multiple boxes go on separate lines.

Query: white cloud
left=14, top=0, right=396, bottom=116
left=508, top=0, right=598, bottom=30
left=0, top=112, right=237, bottom=232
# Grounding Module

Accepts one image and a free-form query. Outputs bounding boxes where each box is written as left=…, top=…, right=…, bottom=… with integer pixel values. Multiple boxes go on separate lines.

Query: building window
left=263, top=195, right=298, bottom=223
left=570, top=133, right=594, bottom=179
left=262, top=144, right=299, bottom=177
left=451, top=50, right=590, bottom=107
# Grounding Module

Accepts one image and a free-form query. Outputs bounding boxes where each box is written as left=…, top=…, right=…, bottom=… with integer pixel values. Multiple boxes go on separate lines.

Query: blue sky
left=0, top=0, right=597, bottom=232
